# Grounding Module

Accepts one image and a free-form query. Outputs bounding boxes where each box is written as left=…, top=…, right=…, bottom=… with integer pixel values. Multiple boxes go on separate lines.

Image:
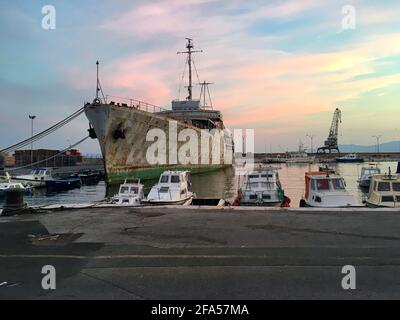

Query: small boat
left=365, top=169, right=400, bottom=208
left=336, top=153, right=364, bottom=163
left=112, top=179, right=145, bottom=206
left=14, top=168, right=56, bottom=188
left=0, top=173, right=33, bottom=197
left=237, top=166, right=288, bottom=207
left=46, top=177, right=81, bottom=192
left=145, top=171, right=194, bottom=205
left=358, top=164, right=381, bottom=188
left=79, top=170, right=103, bottom=185
left=286, top=142, right=315, bottom=164
left=300, top=171, right=357, bottom=207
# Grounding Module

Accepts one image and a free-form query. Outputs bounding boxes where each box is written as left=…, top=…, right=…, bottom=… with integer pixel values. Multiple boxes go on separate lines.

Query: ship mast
left=94, top=60, right=105, bottom=104
left=177, top=38, right=202, bottom=100
left=96, top=60, right=100, bottom=100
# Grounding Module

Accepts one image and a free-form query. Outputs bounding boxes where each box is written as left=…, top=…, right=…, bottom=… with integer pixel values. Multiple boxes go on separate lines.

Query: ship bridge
left=156, top=101, right=224, bottom=130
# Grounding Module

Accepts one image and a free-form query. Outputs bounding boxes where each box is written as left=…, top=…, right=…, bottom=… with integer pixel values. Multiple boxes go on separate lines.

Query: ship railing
left=105, top=95, right=168, bottom=113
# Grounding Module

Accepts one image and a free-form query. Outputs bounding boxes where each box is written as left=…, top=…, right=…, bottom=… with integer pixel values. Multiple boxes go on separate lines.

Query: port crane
left=317, top=108, right=342, bottom=153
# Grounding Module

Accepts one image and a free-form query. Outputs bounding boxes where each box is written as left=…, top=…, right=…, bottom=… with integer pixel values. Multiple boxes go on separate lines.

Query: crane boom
left=317, top=108, right=342, bottom=153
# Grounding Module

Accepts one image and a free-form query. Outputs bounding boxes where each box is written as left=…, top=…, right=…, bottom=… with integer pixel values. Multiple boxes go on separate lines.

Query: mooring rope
left=7, top=135, right=90, bottom=172
left=0, top=107, right=85, bottom=154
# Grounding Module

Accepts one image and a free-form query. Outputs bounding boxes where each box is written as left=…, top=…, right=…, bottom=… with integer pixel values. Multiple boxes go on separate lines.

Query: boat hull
left=46, top=178, right=81, bottom=192
left=85, top=103, right=232, bottom=184
left=301, top=200, right=360, bottom=208
left=12, top=178, right=46, bottom=188
left=144, top=196, right=193, bottom=206
left=365, top=201, right=400, bottom=208
left=240, top=201, right=282, bottom=207
left=358, top=179, right=371, bottom=188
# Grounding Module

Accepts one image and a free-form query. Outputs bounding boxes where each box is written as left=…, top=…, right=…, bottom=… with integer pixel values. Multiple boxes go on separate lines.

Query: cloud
left=2, top=0, right=400, bottom=152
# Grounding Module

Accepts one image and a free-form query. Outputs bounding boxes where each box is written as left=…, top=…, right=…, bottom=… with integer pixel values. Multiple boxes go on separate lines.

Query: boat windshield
left=129, top=186, right=138, bottom=194
left=378, top=182, right=391, bottom=191
left=247, top=182, right=259, bottom=189
left=364, top=168, right=379, bottom=175
left=332, top=178, right=345, bottom=190
left=316, top=179, right=330, bottom=191
left=120, top=186, right=130, bottom=194
left=160, top=175, right=169, bottom=183
left=171, top=175, right=180, bottom=183
left=392, top=182, right=400, bottom=192
left=260, top=182, right=275, bottom=189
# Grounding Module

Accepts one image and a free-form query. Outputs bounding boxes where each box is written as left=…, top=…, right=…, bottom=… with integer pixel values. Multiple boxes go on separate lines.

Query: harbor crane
left=317, top=108, right=342, bottom=153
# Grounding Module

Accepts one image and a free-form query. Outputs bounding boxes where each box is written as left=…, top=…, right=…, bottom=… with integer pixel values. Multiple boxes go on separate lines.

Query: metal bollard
left=1, top=188, right=27, bottom=216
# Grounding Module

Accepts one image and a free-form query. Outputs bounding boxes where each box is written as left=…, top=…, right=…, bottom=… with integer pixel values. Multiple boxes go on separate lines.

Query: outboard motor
left=396, top=162, right=400, bottom=174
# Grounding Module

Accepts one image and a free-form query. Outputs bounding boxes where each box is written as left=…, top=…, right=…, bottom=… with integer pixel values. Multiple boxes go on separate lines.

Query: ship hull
left=85, top=103, right=232, bottom=184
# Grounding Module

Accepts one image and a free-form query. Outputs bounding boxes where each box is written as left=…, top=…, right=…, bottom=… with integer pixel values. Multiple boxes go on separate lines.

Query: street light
left=306, top=134, right=315, bottom=154
left=396, top=129, right=400, bottom=152
left=372, top=135, right=382, bottom=153
left=29, top=115, right=36, bottom=167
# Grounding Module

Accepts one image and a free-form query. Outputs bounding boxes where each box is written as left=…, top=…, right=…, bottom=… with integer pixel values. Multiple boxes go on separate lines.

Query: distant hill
left=339, top=141, right=400, bottom=153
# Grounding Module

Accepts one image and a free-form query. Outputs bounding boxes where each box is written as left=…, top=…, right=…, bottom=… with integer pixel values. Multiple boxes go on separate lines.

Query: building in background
left=0, top=152, right=15, bottom=168
left=14, top=149, right=83, bottom=167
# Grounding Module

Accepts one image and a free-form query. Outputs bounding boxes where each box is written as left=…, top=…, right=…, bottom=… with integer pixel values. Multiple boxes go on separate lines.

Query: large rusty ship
left=85, top=39, right=234, bottom=184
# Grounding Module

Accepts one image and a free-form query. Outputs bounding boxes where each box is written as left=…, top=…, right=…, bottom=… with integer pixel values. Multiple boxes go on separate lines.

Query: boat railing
left=105, top=95, right=168, bottom=113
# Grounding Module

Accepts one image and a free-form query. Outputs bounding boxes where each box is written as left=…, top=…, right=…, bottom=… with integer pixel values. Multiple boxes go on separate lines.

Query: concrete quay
left=0, top=206, right=400, bottom=299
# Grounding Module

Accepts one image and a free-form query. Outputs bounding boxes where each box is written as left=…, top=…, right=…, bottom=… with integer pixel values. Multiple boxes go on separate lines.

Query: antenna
left=177, top=38, right=202, bottom=100
left=199, top=81, right=213, bottom=109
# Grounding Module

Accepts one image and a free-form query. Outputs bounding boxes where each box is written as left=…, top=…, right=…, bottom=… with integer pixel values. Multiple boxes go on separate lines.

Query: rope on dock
left=0, top=107, right=85, bottom=154
left=7, top=135, right=90, bottom=171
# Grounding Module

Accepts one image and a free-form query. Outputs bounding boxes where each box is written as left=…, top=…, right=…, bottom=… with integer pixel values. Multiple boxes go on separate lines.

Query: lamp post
left=306, top=134, right=315, bottom=154
left=396, top=129, right=400, bottom=152
left=29, top=115, right=36, bottom=167
left=372, top=135, right=382, bottom=153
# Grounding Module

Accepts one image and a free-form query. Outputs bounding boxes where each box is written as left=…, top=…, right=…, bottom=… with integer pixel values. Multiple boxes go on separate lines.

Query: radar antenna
left=199, top=81, right=213, bottom=109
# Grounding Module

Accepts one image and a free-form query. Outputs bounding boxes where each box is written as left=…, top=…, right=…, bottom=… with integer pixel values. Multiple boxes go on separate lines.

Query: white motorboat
left=365, top=169, right=400, bottom=208
left=0, top=173, right=32, bottom=197
left=300, top=171, right=357, bottom=207
left=112, top=179, right=145, bottom=206
left=238, top=166, right=288, bottom=207
left=145, top=171, right=194, bottom=205
left=358, top=164, right=381, bottom=188
left=14, top=168, right=55, bottom=188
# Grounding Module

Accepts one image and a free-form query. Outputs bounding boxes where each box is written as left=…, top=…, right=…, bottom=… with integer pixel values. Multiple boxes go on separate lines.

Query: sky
left=0, top=0, right=400, bottom=154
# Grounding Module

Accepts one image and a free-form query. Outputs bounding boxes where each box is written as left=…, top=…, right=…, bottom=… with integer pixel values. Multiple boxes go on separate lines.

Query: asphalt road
left=1, top=206, right=400, bottom=299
